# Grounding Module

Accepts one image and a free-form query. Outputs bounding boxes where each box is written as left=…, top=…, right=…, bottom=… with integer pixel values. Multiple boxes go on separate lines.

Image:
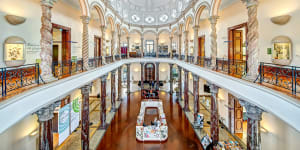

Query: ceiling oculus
left=159, top=14, right=168, bottom=22
left=145, top=16, right=155, bottom=24
left=131, top=14, right=140, bottom=22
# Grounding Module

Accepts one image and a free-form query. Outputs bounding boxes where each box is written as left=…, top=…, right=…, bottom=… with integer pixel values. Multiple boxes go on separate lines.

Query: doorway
left=145, top=63, right=155, bottom=81
left=198, top=36, right=205, bottom=57
left=228, top=23, right=247, bottom=62
left=228, top=94, right=247, bottom=143
left=52, top=23, right=71, bottom=63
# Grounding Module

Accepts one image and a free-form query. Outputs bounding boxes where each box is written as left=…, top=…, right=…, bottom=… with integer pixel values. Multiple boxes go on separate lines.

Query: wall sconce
left=5, top=14, right=26, bottom=25
left=160, top=68, right=166, bottom=72
left=134, top=68, right=139, bottom=72
left=271, top=15, right=291, bottom=25
left=30, top=129, right=38, bottom=137
left=260, top=126, right=269, bottom=133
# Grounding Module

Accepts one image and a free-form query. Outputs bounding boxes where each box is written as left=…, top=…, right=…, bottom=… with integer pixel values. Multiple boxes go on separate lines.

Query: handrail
left=0, top=58, right=300, bottom=134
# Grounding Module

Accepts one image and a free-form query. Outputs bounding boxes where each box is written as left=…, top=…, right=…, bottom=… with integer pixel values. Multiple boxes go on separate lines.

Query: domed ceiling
left=109, top=0, right=192, bottom=26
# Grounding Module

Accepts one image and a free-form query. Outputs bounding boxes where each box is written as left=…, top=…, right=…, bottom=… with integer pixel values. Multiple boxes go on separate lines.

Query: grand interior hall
left=0, top=0, right=300, bottom=150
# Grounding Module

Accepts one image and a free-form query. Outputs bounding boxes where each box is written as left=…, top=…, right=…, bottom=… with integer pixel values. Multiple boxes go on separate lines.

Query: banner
left=58, top=104, right=70, bottom=145
left=70, top=97, right=81, bottom=132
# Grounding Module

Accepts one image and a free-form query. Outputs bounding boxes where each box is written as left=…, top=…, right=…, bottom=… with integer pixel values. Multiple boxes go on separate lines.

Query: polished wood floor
left=97, top=91, right=203, bottom=150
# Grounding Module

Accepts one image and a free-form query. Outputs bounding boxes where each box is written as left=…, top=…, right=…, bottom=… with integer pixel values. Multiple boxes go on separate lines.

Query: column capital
left=178, top=34, right=182, bottom=37
left=111, top=70, right=116, bottom=75
left=193, top=74, right=199, bottom=81
left=184, top=31, right=189, bottom=35
left=101, top=74, right=108, bottom=81
left=36, top=102, right=60, bottom=122
left=184, top=69, right=189, bottom=74
left=81, top=84, right=92, bottom=94
left=127, top=36, right=130, bottom=40
left=41, top=0, right=57, bottom=7
left=208, top=83, right=219, bottom=94
left=80, top=16, right=90, bottom=24
left=169, top=63, right=174, bottom=67
left=239, top=100, right=264, bottom=120
left=209, top=16, right=219, bottom=24
left=242, top=0, right=258, bottom=8
left=193, top=25, right=199, bottom=30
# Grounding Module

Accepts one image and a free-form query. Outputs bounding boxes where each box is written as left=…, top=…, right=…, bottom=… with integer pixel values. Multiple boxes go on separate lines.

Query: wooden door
left=62, top=29, right=71, bottom=61
left=94, top=36, right=101, bottom=58
left=198, top=36, right=205, bottom=57
left=234, top=100, right=243, bottom=133
left=53, top=45, right=59, bottom=62
left=145, top=63, right=155, bottom=81
left=233, top=30, right=243, bottom=60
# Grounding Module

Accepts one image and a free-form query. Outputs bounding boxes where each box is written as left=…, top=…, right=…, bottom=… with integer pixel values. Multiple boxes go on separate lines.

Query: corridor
left=97, top=91, right=203, bottom=150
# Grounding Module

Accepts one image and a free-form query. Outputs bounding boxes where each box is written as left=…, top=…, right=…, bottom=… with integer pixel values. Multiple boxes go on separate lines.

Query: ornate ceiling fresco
left=109, top=0, right=193, bottom=26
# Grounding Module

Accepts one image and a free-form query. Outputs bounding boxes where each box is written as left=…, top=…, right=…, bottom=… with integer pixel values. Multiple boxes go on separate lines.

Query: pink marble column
left=111, top=71, right=116, bottom=112
left=209, top=83, right=219, bottom=149
left=193, top=74, right=199, bottom=128
left=141, top=63, right=144, bottom=98
left=100, top=75, right=108, bottom=129
left=183, top=69, right=190, bottom=112
left=126, top=64, right=130, bottom=94
left=178, top=66, right=183, bottom=101
left=169, top=64, right=174, bottom=94
left=239, top=99, right=263, bottom=150
left=118, top=67, right=122, bottom=101
left=81, top=16, right=90, bottom=71
left=36, top=102, right=58, bottom=150
left=40, top=0, right=56, bottom=82
left=81, top=85, right=91, bottom=150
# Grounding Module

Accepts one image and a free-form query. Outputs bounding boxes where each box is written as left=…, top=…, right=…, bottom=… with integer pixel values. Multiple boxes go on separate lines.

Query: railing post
left=37, top=63, right=40, bottom=85
left=228, top=59, right=230, bottom=74
left=20, top=68, right=23, bottom=88
left=4, top=68, right=6, bottom=96
left=69, top=60, right=72, bottom=75
left=292, top=66, right=295, bottom=95
left=81, top=59, right=84, bottom=71
left=275, top=67, right=279, bottom=85
left=216, top=59, right=218, bottom=71
left=1, top=68, right=3, bottom=96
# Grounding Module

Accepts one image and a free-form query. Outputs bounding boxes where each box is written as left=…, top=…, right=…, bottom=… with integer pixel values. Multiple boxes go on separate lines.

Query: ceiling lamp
left=131, top=15, right=140, bottom=22
left=159, top=14, right=169, bottom=22
left=145, top=16, right=155, bottom=24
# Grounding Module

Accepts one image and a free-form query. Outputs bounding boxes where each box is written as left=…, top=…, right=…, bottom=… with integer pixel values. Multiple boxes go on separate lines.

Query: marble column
left=169, top=64, right=173, bottom=94
left=100, top=26, right=106, bottom=65
left=118, top=34, right=121, bottom=58
left=141, top=36, right=144, bottom=57
left=184, top=31, right=189, bottom=62
left=183, top=69, right=190, bottom=112
left=111, top=31, right=115, bottom=61
left=127, top=36, right=130, bottom=58
left=169, top=36, right=173, bottom=58
left=193, top=26, right=199, bottom=64
left=209, top=16, right=218, bottom=69
left=118, top=67, right=122, bottom=101
left=111, top=71, right=117, bottom=112
left=141, top=62, right=144, bottom=97
left=100, top=75, right=108, bottom=129
left=243, top=0, right=259, bottom=79
left=155, top=62, right=160, bottom=90
left=193, top=74, right=200, bottom=128
left=36, top=102, right=59, bottom=150
left=40, top=0, right=57, bottom=82
left=81, top=16, right=90, bottom=71
left=81, top=84, right=91, bottom=150
left=239, top=99, right=263, bottom=150
left=126, top=64, right=130, bottom=94
left=178, top=66, right=182, bottom=101
left=156, top=37, right=159, bottom=57
left=209, top=83, right=219, bottom=149
left=178, top=34, right=182, bottom=59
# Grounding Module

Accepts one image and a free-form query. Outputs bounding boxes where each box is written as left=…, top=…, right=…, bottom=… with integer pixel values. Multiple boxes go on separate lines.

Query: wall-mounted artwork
left=4, top=36, right=26, bottom=67
left=271, top=36, right=292, bottom=65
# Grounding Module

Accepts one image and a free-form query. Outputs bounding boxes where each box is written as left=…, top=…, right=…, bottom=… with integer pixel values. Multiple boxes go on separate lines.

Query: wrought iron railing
left=187, top=56, right=194, bottom=63
left=216, top=58, right=247, bottom=77
left=255, top=62, right=300, bottom=95
left=197, top=56, right=212, bottom=68
left=1, top=63, right=41, bottom=96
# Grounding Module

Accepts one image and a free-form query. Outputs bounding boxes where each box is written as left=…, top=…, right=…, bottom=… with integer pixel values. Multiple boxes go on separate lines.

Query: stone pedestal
left=209, top=83, right=219, bottom=149
left=183, top=69, right=190, bottom=112
left=81, top=85, right=91, bottom=150
left=99, top=75, right=108, bottom=129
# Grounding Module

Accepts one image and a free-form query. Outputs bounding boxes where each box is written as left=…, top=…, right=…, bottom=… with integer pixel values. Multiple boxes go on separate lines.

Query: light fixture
left=271, top=15, right=291, bottom=25
left=30, top=129, right=38, bottom=137
left=260, top=126, right=269, bottom=133
left=159, top=14, right=169, bottom=22
left=5, top=14, right=26, bottom=25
